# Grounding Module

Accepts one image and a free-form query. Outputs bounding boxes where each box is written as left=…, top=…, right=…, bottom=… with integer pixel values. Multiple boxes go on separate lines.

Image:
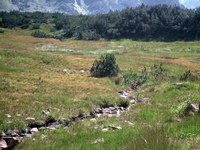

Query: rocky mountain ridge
left=0, top=0, right=185, bottom=15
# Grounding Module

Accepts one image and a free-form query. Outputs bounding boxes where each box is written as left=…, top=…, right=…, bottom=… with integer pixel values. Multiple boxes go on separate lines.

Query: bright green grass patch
left=0, top=64, right=24, bottom=72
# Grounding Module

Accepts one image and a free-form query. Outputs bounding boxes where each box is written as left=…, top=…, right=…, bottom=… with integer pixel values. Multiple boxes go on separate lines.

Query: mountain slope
left=0, top=0, right=183, bottom=15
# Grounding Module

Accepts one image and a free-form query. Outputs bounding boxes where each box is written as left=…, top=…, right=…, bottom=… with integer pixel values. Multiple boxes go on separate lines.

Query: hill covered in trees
left=0, top=5, right=200, bottom=41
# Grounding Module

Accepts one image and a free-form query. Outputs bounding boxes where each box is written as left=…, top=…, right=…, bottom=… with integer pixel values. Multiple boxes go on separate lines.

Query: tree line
left=0, top=5, right=200, bottom=41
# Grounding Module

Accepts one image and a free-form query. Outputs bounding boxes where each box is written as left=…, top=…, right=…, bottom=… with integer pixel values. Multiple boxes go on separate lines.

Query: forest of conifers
left=0, top=5, right=200, bottom=41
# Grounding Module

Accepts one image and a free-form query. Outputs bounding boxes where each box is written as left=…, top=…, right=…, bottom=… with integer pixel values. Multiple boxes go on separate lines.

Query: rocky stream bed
left=0, top=90, right=150, bottom=150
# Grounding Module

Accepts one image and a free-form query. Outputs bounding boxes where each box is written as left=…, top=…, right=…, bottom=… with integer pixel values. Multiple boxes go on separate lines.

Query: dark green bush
left=74, top=30, right=100, bottom=40
left=118, top=99, right=130, bottom=108
left=31, top=30, right=62, bottom=40
left=31, top=30, right=51, bottom=38
left=180, top=70, right=197, bottom=81
left=90, top=54, right=119, bottom=77
left=0, top=28, right=4, bottom=33
left=32, top=23, right=40, bottom=29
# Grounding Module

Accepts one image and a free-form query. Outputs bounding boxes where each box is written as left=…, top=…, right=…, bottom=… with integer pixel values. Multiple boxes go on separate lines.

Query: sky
left=179, top=0, right=200, bottom=8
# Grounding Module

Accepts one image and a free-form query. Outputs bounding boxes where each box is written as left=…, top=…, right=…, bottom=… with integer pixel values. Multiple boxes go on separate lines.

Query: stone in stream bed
left=118, top=90, right=129, bottom=99
left=30, top=128, right=39, bottom=133
left=102, top=128, right=109, bottom=132
left=109, top=125, right=122, bottom=130
left=0, top=139, right=8, bottom=149
left=45, top=116, right=56, bottom=125
left=47, top=122, right=62, bottom=130
left=3, top=137, right=22, bottom=150
left=5, top=114, right=11, bottom=118
left=95, top=108, right=103, bottom=114
left=28, top=121, right=45, bottom=128
left=92, top=138, right=104, bottom=144
left=25, top=117, right=36, bottom=124
left=184, top=103, right=199, bottom=115
left=42, top=109, right=50, bottom=116
left=5, top=130, right=19, bottom=137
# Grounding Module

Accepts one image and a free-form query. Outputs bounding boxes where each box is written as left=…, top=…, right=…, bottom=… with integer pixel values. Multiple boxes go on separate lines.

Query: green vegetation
left=90, top=54, right=119, bottom=77
left=180, top=70, right=198, bottom=81
left=0, top=29, right=200, bottom=149
left=1, top=5, right=200, bottom=41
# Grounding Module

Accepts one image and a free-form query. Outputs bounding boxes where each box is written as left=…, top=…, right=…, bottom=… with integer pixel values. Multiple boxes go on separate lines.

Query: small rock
left=80, top=70, right=85, bottom=74
left=118, top=90, right=129, bottom=99
left=172, top=118, right=182, bottom=123
left=109, top=125, right=122, bottom=130
left=0, top=139, right=8, bottom=149
left=125, top=120, right=134, bottom=126
left=90, top=118, right=96, bottom=122
left=18, top=132, right=26, bottom=137
left=31, top=128, right=39, bottom=133
left=1, top=132, right=6, bottom=137
left=92, top=138, right=104, bottom=144
left=42, top=109, right=50, bottom=116
left=102, top=108, right=110, bottom=114
left=184, top=103, right=199, bottom=115
left=6, top=114, right=11, bottom=118
left=3, top=137, right=20, bottom=149
left=13, top=137, right=23, bottom=143
left=95, top=108, right=103, bottom=114
left=119, top=107, right=124, bottom=111
left=25, top=117, right=36, bottom=123
left=16, top=114, right=21, bottom=117
left=63, top=69, right=68, bottom=73
left=95, top=114, right=101, bottom=118
left=47, top=126, right=56, bottom=130
left=116, top=110, right=121, bottom=117
left=39, top=127, right=46, bottom=131
left=102, top=128, right=109, bottom=132
left=5, top=130, right=18, bottom=137
left=130, top=99, right=136, bottom=104
left=47, top=123, right=61, bottom=130
left=25, top=134, right=32, bottom=138
left=174, top=82, right=184, bottom=87
left=45, top=116, right=56, bottom=125
left=109, top=107, right=116, bottom=111
left=108, top=114, right=113, bottom=117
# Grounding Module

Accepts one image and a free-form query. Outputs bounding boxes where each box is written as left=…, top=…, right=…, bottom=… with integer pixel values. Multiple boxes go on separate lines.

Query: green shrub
left=90, top=54, right=119, bottom=77
left=180, top=70, right=197, bottom=81
left=31, top=30, right=62, bottom=40
left=118, top=99, right=130, bottom=108
left=99, top=99, right=114, bottom=108
left=32, top=23, right=40, bottom=29
left=151, top=64, right=166, bottom=79
left=115, top=77, right=123, bottom=85
left=74, top=30, right=100, bottom=40
left=0, top=28, right=4, bottom=33
left=31, top=30, right=51, bottom=38
left=131, top=67, right=148, bottom=89
left=123, top=71, right=139, bottom=85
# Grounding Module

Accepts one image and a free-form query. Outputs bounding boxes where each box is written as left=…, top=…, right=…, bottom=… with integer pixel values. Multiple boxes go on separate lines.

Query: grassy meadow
left=0, top=28, right=200, bottom=149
